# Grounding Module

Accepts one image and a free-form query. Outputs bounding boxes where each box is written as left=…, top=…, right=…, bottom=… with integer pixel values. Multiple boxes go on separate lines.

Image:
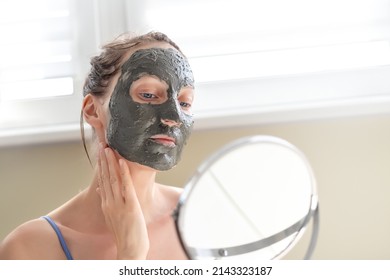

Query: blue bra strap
left=42, top=216, right=74, bottom=260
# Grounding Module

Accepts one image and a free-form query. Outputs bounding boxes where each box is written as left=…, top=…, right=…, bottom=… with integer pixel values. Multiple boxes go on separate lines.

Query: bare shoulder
left=0, top=218, right=64, bottom=260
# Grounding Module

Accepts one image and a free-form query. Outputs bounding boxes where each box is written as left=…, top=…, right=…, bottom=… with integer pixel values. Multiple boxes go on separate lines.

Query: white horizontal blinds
left=141, top=0, right=390, bottom=82
left=135, top=0, right=390, bottom=123
left=0, top=0, right=75, bottom=101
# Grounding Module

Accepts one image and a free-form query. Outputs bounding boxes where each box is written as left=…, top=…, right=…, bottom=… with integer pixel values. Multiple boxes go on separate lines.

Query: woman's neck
left=87, top=161, right=160, bottom=223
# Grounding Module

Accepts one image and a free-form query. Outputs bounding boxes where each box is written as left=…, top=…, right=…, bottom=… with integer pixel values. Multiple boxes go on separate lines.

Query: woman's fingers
left=99, top=144, right=114, bottom=201
left=98, top=144, right=132, bottom=203
left=97, top=145, right=106, bottom=200
left=105, top=148, right=125, bottom=202
left=96, top=144, right=149, bottom=259
left=119, top=159, right=136, bottom=203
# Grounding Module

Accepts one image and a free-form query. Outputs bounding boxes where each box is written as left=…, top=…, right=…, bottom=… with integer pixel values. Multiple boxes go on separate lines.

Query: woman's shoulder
left=0, top=218, right=63, bottom=260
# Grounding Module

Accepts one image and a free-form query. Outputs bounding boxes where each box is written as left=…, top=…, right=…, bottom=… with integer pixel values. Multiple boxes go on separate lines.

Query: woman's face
left=105, top=45, right=195, bottom=171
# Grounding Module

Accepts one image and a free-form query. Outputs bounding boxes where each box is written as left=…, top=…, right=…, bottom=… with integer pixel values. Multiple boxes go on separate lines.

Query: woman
left=0, top=31, right=195, bottom=260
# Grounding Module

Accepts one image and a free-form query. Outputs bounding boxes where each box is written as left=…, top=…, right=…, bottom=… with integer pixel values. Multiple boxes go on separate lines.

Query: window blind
left=128, top=0, right=390, bottom=128
left=0, top=0, right=74, bottom=101
left=0, top=0, right=98, bottom=135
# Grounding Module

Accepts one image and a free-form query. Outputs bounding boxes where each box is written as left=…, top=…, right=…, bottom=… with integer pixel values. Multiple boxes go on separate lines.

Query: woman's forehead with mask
left=118, top=48, right=194, bottom=95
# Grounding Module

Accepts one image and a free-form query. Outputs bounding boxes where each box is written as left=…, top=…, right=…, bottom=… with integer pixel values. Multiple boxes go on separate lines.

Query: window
left=0, top=0, right=99, bottom=144
left=129, top=0, right=390, bottom=128
left=1, top=0, right=390, bottom=145
left=0, top=0, right=74, bottom=102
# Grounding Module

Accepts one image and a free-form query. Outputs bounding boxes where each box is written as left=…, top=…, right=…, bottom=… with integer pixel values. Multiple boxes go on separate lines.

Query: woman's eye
left=140, top=92, right=157, bottom=99
left=180, top=101, right=192, bottom=109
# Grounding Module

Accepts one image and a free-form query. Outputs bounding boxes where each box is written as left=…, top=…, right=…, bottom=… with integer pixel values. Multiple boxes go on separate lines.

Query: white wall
left=1, top=113, right=390, bottom=259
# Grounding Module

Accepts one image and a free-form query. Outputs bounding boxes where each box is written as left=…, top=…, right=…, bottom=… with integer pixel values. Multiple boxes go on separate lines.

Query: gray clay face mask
left=107, top=48, right=195, bottom=171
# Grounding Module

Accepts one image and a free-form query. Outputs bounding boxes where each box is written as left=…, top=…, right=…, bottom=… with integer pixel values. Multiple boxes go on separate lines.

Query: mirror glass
left=174, top=135, right=319, bottom=260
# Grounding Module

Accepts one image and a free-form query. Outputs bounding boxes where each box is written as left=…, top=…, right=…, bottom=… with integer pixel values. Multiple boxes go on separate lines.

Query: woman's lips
left=149, top=134, right=176, bottom=147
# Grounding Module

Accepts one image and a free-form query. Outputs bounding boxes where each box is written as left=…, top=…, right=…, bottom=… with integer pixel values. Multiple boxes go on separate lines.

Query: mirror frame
left=173, top=135, right=320, bottom=260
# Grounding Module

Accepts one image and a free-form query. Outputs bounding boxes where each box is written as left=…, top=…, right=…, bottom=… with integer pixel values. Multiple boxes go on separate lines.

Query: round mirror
left=173, top=135, right=319, bottom=260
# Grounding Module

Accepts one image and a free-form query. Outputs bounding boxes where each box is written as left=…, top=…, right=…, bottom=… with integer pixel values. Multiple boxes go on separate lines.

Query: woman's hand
left=97, top=144, right=149, bottom=259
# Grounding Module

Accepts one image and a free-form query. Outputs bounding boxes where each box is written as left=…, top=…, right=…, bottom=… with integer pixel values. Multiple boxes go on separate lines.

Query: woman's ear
left=82, top=94, right=103, bottom=129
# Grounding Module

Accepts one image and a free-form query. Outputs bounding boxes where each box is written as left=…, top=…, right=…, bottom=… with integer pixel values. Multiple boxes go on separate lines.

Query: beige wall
left=1, top=114, right=390, bottom=259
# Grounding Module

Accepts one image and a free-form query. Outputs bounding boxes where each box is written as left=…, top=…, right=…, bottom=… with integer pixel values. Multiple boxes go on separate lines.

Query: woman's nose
left=161, top=118, right=181, bottom=127
left=160, top=98, right=182, bottom=127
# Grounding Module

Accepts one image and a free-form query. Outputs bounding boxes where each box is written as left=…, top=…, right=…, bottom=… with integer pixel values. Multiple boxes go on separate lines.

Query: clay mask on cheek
left=107, top=48, right=194, bottom=171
